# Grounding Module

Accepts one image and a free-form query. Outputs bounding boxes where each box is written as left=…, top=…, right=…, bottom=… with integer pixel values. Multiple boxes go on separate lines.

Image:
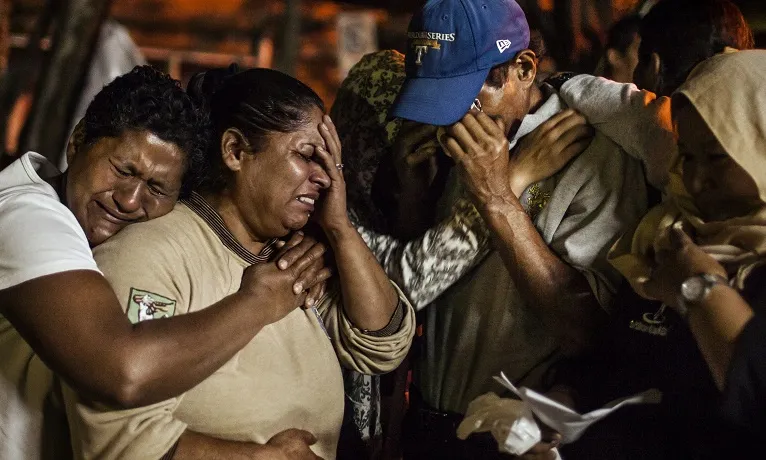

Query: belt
left=407, top=387, right=463, bottom=434
left=403, top=387, right=508, bottom=459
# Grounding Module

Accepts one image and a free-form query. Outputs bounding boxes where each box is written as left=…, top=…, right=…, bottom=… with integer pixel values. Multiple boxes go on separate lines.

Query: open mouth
left=296, top=196, right=316, bottom=206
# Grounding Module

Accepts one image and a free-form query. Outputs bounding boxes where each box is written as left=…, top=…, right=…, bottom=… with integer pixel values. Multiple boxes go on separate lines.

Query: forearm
left=112, top=293, right=270, bottom=406
left=172, top=431, right=265, bottom=460
left=686, top=285, right=755, bottom=390
left=560, top=75, right=656, bottom=125
left=558, top=75, right=675, bottom=188
left=357, top=197, right=491, bottom=309
left=1, top=273, right=269, bottom=408
left=479, top=195, right=605, bottom=353
left=326, top=221, right=398, bottom=331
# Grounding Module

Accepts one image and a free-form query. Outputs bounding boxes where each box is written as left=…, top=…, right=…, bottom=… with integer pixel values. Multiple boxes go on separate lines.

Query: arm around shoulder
left=1, top=270, right=159, bottom=407
left=1, top=209, right=281, bottom=409
left=355, top=196, right=491, bottom=310
left=0, top=194, right=151, bottom=407
left=558, top=74, right=676, bottom=188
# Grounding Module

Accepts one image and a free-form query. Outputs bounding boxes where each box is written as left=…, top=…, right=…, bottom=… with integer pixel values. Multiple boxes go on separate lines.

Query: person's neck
left=526, top=83, right=545, bottom=115
left=201, top=190, right=266, bottom=256
left=506, top=84, right=545, bottom=140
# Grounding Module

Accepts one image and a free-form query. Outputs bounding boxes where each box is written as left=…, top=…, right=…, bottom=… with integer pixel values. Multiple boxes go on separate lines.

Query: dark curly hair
left=640, top=0, right=754, bottom=96
left=81, top=65, right=210, bottom=197
left=187, top=65, right=325, bottom=192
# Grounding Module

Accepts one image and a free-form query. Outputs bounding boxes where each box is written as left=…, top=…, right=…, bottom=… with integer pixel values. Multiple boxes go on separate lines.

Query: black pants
left=401, top=387, right=511, bottom=460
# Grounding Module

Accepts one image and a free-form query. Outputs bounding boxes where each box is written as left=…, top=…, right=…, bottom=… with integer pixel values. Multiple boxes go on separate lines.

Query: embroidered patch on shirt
left=127, top=288, right=176, bottom=324
left=526, top=183, right=551, bottom=221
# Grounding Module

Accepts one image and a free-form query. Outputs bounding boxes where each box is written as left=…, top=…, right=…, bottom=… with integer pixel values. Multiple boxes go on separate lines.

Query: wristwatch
left=677, top=273, right=729, bottom=317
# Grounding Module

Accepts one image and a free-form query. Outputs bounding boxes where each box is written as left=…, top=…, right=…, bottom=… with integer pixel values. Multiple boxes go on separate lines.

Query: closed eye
left=295, top=150, right=315, bottom=163
left=113, top=165, right=131, bottom=177
left=148, top=184, right=167, bottom=197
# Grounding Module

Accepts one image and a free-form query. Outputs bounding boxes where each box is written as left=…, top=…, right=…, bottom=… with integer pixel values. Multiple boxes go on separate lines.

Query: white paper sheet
left=494, top=372, right=663, bottom=444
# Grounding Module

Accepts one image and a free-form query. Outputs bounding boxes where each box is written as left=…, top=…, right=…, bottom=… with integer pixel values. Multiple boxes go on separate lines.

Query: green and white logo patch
left=127, top=288, right=176, bottom=324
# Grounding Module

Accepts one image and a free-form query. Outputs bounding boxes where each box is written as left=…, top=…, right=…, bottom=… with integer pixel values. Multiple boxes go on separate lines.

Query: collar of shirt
left=438, top=88, right=566, bottom=218
left=508, top=86, right=566, bottom=151
left=182, top=192, right=279, bottom=265
left=509, top=87, right=566, bottom=217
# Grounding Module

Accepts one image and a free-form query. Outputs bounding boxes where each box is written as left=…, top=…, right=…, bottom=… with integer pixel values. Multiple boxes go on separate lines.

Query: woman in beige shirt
left=63, top=67, right=415, bottom=460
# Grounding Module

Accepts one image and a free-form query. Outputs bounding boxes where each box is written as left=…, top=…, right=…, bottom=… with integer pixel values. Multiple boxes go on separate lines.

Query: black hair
left=82, top=65, right=210, bottom=198
left=187, top=65, right=326, bottom=192
left=485, top=30, right=547, bottom=89
left=606, top=15, right=641, bottom=55
left=640, top=0, right=754, bottom=96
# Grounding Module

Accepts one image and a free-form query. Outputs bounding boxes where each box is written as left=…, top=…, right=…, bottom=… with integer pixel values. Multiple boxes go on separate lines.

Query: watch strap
left=700, top=273, right=729, bottom=287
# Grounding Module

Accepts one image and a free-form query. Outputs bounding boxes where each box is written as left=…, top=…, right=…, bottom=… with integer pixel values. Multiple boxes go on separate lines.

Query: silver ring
left=336, top=163, right=344, bottom=171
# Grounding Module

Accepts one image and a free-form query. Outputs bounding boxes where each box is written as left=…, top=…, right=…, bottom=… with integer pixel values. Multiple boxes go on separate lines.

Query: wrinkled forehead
left=262, top=111, right=326, bottom=151
left=123, top=131, right=178, bottom=154
left=86, top=130, right=186, bottom=184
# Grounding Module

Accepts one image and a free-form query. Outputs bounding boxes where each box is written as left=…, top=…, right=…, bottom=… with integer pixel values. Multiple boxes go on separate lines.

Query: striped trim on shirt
left=182, top=192, right=278, bottom=265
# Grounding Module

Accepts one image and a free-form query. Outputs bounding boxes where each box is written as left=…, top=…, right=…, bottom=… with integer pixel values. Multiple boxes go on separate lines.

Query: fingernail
left=278, top=260, right=288, bottom=269
left=306, top=297, right=314, bottom=307
left=293, top=283, right=303, bottom=294
left=276, top=240, right=286, bottom=248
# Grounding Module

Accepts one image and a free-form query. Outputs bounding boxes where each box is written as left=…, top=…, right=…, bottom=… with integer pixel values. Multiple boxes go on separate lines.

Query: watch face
left=681, top=277, right=706, bottom=302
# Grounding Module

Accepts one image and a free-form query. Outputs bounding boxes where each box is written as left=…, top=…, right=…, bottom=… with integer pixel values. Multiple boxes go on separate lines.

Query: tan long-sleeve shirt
left=63, top=195, right=415, bottom=460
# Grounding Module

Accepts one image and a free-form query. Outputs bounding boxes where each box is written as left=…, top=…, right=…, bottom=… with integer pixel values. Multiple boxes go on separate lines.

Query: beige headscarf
left=609, top=49, right=766, bottom=295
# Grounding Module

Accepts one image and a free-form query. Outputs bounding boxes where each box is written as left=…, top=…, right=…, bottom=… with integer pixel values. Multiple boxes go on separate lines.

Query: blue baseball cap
left=390, top=0, right=530, bottom=126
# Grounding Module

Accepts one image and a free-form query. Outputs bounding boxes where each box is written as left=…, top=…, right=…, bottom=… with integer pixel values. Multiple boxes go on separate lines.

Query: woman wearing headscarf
left=613, top=48, right=766, bottom=436
left=556, top=50, right=765, bottom=460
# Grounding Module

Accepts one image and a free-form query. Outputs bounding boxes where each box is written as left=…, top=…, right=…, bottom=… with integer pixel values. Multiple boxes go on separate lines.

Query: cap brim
left=389, top=68, right=489, bottom=126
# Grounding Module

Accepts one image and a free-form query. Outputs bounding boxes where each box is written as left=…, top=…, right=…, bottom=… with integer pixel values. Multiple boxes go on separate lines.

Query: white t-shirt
left=0, top=152, right=100, bottom=460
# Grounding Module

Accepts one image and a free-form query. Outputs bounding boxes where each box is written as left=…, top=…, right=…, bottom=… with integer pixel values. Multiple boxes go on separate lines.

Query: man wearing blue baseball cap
left=391, top=0, right=531, bottom=126
left=391, top=0, right=652, bottom=457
